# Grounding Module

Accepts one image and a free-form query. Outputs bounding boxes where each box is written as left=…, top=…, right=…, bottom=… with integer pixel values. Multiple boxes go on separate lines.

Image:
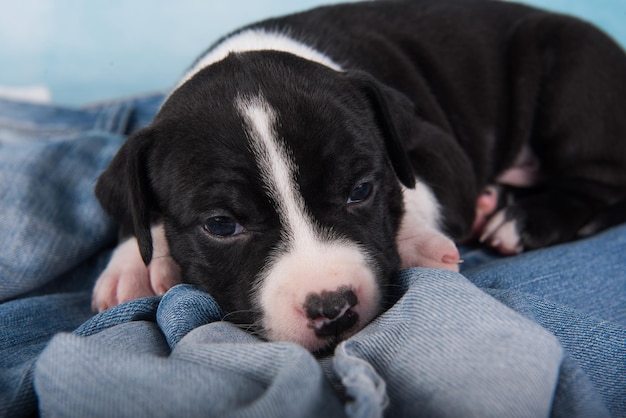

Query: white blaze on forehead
left=235, top=94, right=380, bottom=351
left=235, top=94, right=316, bottom=244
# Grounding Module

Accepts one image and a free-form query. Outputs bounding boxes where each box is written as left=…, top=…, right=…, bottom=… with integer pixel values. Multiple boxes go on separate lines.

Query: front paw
left=92, top=237, right=181, bottom=312
left=397, top=225, right=461, bottom=272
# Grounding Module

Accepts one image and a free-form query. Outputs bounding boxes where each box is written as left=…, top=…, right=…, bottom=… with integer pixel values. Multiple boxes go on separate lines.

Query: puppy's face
left=97, top=52, right=416, bottom=351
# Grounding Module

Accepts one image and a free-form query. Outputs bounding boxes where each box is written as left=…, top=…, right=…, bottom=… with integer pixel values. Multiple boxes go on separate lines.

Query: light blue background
left=1, top=0, right=625, bottom=106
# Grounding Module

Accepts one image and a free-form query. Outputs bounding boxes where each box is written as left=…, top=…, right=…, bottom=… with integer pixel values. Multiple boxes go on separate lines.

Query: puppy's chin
left=255, top=240, right=381, bottom=353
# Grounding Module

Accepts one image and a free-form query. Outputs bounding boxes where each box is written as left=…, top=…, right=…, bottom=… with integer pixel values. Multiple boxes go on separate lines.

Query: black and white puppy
left=93, top=0, right=626, bottom=352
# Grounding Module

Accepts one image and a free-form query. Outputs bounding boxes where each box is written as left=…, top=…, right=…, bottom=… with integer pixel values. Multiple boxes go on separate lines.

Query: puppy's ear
left=95, top=128, right=156, bottom=265
left=347, top=72, right=416, bottom=189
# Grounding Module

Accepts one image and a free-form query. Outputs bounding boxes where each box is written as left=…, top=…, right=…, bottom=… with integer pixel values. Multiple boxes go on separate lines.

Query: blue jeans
left=0, top=95, right=624, bottom=417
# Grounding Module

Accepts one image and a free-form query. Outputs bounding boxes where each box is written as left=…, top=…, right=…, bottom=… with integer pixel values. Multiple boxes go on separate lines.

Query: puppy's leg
left=397, top=224, right=461, bottom=271
left=397, top=184, right=461, bottom=272
left=479, top=187, right=604, bottom=254
left=479, top=16, right=626, bottom=254
left=467, top=186, right=501, bottom=240
left=92, top=224, right=181, bottom=312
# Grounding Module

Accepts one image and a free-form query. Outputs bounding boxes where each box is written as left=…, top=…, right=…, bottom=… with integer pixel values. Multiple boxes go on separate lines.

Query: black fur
left=97, top=52, right=409, bottom=321
left=97, top=0, right=626, bottom=322
left=257, top=0, right=626, bottom=246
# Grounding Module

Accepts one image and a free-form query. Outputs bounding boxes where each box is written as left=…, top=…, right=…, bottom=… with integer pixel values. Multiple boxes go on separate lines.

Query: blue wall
left=1, top=0, right=624, bottom=106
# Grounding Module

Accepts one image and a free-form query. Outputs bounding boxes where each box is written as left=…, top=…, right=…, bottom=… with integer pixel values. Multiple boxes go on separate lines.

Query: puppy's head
left=96, top=51, right=416, bottom=352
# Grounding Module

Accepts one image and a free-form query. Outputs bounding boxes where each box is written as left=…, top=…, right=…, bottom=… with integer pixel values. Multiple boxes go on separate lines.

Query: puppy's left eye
left=204, top=216, right=246, bottom=238
left=347, top=182, right=373, bottom=205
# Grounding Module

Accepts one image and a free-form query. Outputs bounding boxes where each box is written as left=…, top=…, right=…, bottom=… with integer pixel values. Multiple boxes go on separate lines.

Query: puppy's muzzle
left=305, top=286, right=359, bottom=337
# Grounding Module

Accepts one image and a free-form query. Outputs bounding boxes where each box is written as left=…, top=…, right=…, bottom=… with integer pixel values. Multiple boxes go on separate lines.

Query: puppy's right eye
left=204, top=216, right=245, bottom=238
left=347, top=182, right=374, bottom=205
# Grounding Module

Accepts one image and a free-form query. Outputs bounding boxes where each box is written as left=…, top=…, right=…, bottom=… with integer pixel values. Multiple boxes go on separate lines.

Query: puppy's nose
left=304, top=286, right=359, bottom=337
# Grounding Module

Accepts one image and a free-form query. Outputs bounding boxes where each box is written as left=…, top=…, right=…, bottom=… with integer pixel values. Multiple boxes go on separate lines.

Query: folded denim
left=0, top=95, right=164, bottom=303
left=0, top=95, right=622, bottom=418
left=33, top=271, right=576, bottom=418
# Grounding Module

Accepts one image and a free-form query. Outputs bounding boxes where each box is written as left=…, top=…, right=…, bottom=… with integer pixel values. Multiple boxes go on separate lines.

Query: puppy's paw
left=469, top=185, right=501, bottom=239
left=479, top=209, right=524, bottom=255
left=399, top=183, right=461, bottom=271
left=148, top=254, right=182, bottom=296
left=476, top=187, right=599, bottom=255
left=92, top=235, right=181, bottom=312
left=397, top=225, right=461, bottom=272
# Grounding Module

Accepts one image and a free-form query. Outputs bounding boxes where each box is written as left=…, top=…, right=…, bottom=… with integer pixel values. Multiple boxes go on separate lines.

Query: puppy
left=93, top=0, right=626, bottom=352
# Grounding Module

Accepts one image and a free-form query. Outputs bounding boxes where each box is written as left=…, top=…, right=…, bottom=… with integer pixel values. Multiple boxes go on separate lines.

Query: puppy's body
left=94, top=0, right=626, bottom=351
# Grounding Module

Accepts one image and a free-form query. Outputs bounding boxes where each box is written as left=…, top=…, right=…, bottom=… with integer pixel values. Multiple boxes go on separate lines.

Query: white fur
left=401, top=181, right=442, bottom=230
left=258, top=241, right=378, bottom=351
left=177, top=29, right=342, bottom=90
left=396, top=182, right=461, bottom=271
left=236, top=94, right=313, bottom=244
left=236, top=94, right=379, bottom=351
left=92, top=224, right=181, bottom=311
left=480, top=210, right=523, bottom=255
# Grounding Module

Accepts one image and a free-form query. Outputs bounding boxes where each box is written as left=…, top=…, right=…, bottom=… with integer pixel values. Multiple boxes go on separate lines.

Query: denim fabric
left=0, top=95, right=163, bottom=417
left=35, top=299, right=346, bottom=418
left=0, top=95, right=163, bottom=302
left=0, top=293, right=94, bottom=416
left=333, top=269, right=567, bottom=418
left=0, top=95, right=162, bottom=144
left=0, top=95, right=624, bottom=418
left=462, top=225, right=626, bottom=415
left=462, top=225, right=626, bottom=326
left=34, top=272, right=568, bottom=418
left=0, top=134, right=122, bottom=301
